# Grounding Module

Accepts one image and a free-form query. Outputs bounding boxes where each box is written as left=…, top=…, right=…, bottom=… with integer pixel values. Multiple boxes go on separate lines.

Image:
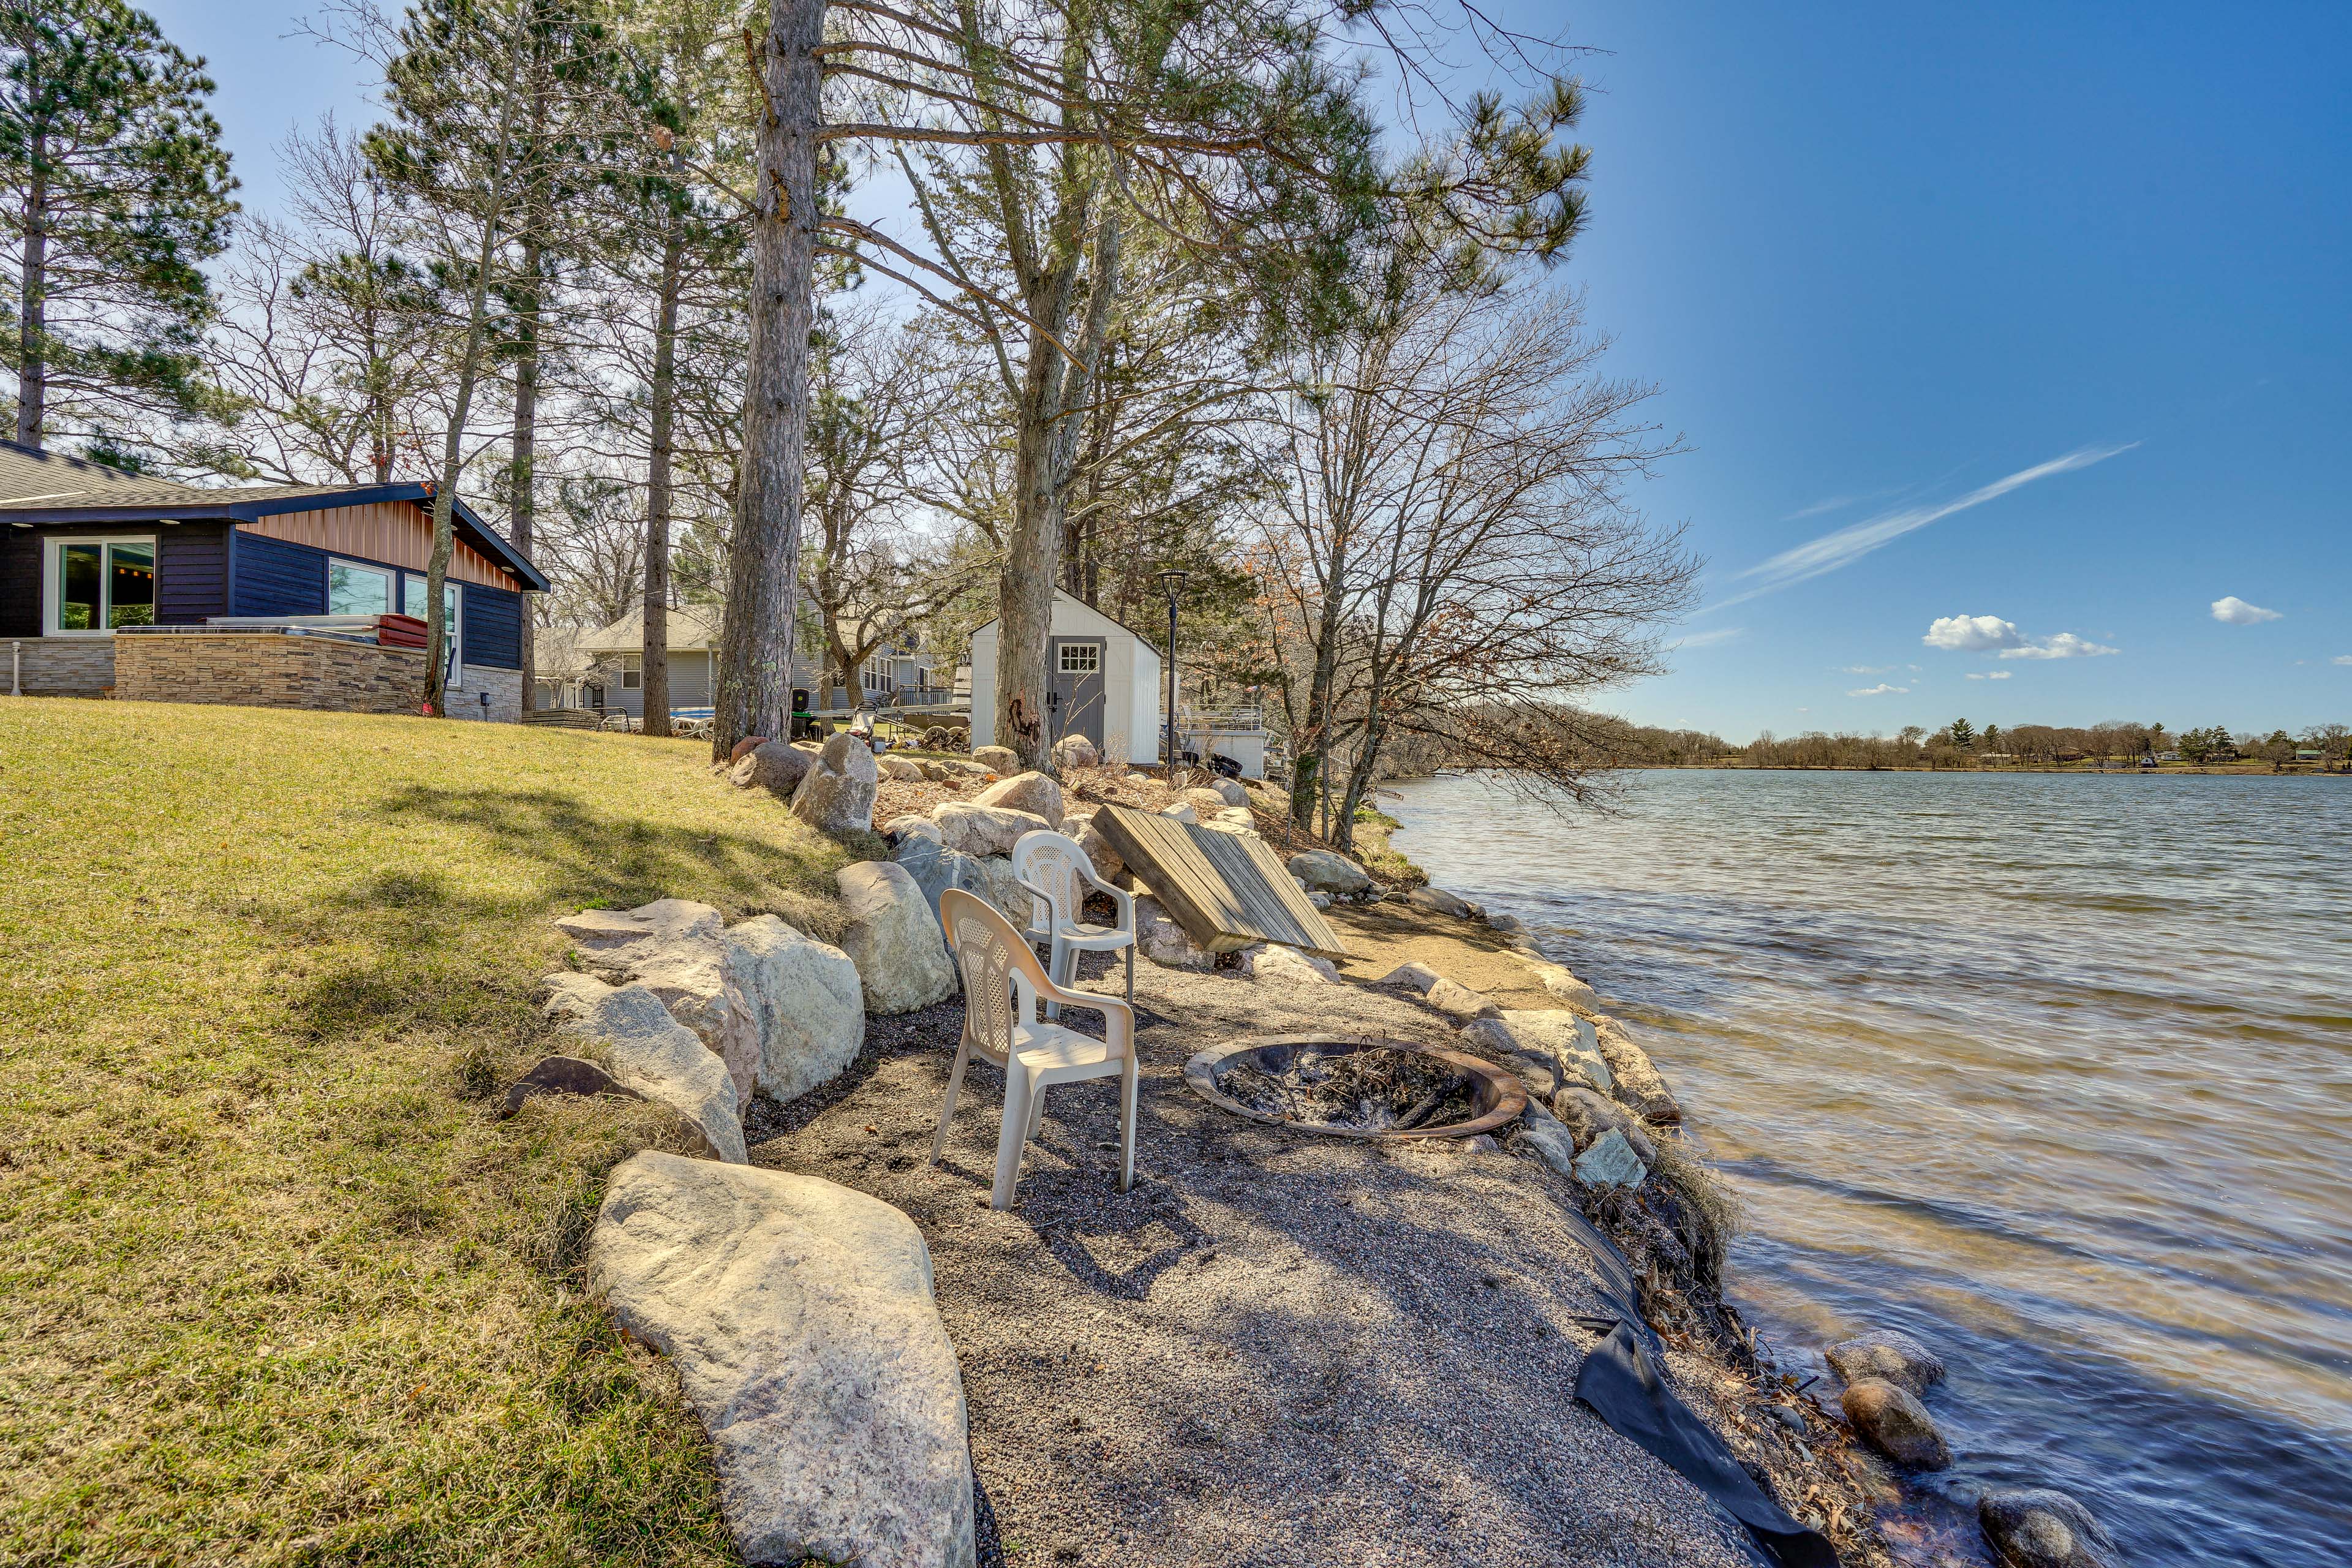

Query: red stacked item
left=377, top=613, right=429, bottom=648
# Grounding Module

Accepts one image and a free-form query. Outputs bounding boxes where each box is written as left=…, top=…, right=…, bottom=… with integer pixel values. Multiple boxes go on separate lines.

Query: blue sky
left=148, top=2, right=2351, bottom=738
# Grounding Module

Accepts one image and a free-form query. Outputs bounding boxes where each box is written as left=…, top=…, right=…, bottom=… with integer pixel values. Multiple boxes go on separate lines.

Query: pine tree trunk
left=511, top=238, right=541, bottom=712
left=641, top=206, right=682, bottom=739
left=714, top=0, right=823, bottom=761
left=14, top=152, right=46, bottom=448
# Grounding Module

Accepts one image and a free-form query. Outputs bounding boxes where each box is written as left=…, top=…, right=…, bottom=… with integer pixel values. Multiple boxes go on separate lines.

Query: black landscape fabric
left=1556, top=1204, right=1839, bottom=1568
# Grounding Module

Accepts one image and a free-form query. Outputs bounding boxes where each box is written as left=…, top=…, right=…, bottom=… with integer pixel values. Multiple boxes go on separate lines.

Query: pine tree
left=1, top=0, right=237, bottom=451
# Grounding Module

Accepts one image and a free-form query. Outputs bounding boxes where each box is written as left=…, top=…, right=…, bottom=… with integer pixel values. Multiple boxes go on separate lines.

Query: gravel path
left=747, top=961, right=1765, bottom=1567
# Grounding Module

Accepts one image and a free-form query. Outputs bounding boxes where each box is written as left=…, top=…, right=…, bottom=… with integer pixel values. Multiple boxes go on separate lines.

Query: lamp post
left=1156, top=568, right=1188, bottom=783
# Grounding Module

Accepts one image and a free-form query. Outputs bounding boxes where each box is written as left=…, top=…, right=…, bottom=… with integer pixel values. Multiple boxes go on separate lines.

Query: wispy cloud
left=2335, top=655, right=2352, bottom=667
left=2212, top=596, right=2282, bottom=625
left=1841, top=664, right=1894, bottom=674
left=1672, top=625, right=1746, bottom=649
left=1965, top=671, right=2015, bottom=681
left=2000, top=632, right=2117, bottom=660
left=1710, top=443, right=2139, bottom=611
left=1847, top=683, right=1909, bottom=696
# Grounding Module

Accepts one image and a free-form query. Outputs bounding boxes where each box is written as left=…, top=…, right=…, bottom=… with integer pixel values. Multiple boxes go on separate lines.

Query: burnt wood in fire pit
left=1183, top=1035, right=1526, bottom=1139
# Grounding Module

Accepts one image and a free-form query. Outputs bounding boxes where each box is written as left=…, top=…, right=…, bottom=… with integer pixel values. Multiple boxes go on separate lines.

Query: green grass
left=0, top=698, right=854, bottom=1566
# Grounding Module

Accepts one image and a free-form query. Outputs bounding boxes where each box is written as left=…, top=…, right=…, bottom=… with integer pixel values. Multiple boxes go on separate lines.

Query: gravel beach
left=747, top=960, right=1781, bottom=1567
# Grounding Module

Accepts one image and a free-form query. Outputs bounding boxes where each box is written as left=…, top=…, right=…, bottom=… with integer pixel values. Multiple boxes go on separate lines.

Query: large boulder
left=1423, top=977, right=1498, bottom=1021
left=1178, top=786, right=1231, bottom=815
left=1461, top=1011, right=1613, bottom=1099
left=835, top=862, right=958, bottom=1014
left=889, top=834, right=987, bottom=949
left=539, top=975, right=747, bottom=1163
left=883, top=814, right=942, bottom=843
left=1977, top=1488, right=2122, bottom=1568
left=1826, top=1327, right=1947, bottom=1398
left=1289, top=849, right=1372, bottom=895
left=970, top=854, right=1040, bottom=932
left=1375, top=961, right=1446, bottom=995
left=1052, top=734, right=1099, bottom=771
left=1524, top=957, right=1600, bottom=1009
left=973, top=769, right=1064, bottom=823
left=1571, top=1127, right=1648, bottom=1191
left=931, top=801, right=1051, bottom=859
left=1241, top=944, right=1338, bottom=986
left=1552, top=1085, right=1656, bottom=1165
left=1589, top=1014, right=1682, bottom=1124
left=1406, top=885, right=1480, bottom=921
left=589, top=1152, right=977, bottom=1568
left=1135, top=893, right=1213, bottom=970
left=725, top=915, right=865, bottom=1102
left=556, top=899, right=761, bottom=1108
left=970, top=744, right=1018, bottom=774
left=731, top=739, right=818, bottom=796
left=876, top=753, right=927, bottom=782
left=1058, top=809, right=1123, bottom=881
left=501, top=1055, right=639, bottom=1120
left=1207, top=777, right=1248, bottom=807
left=1158, top=802, right=1199, bottom=825
left=1839, top=1379, right=1951, bottom=1470
left=1517, top=1102, right=1581, bottom=1180
left=791, top=731, right=880, bottom=834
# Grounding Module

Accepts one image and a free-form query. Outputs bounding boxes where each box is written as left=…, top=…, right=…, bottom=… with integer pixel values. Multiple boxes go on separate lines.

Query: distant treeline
left=1378, top=710, right=2352, bottom=775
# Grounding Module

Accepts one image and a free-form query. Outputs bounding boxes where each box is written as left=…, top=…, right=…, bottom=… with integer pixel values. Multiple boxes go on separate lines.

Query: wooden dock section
left=1092, top=804, right=1350, bottom=959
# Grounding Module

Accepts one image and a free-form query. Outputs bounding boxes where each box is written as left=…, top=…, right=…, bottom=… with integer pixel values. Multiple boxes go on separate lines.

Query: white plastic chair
left=1010, top=828, right=1136, bottom=1013
left=930, top=888, right=1139, bottom=1210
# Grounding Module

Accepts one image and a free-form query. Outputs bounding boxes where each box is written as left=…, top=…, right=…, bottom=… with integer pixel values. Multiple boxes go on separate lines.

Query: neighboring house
left=531, top=624, right=598, bottom=712
left=578, top=604, right=952, bottom=722
left=577, top=605, right=721, bottom=720
left=968, top=589, right=1165, bottom=767
left=1, top=439, right=547, bottom=717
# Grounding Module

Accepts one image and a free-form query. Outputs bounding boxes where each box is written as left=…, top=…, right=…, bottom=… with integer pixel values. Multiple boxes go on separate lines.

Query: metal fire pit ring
left=1182, top=1035, right=1528, bottom=1140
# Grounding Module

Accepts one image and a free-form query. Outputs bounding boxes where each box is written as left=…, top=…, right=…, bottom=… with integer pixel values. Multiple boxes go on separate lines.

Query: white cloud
left=1924, top=614, right=2022, bottom=652
left=1964, top=671, right=2015, bottom=680
left=2211, top=596, right=2282, bottom=625
left=1847, top=683, right=1909, bottom=696
left=1712, top=443, right=2138, bottom=609
left=2335, top=655, right=2352, bottom=666
left=1999, top=632, right=2119, bottom=660
left=1673, top=625, right=1746, bottom=649
left=1842, top=664, right=1893, bottom=674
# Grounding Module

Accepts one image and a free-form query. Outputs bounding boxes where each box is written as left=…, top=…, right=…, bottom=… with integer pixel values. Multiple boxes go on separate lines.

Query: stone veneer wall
left=113, top=631, right=428, bottom=714
left=6, top=638, right=117, bottom=698
left=454, top=665, right=522, bottom=723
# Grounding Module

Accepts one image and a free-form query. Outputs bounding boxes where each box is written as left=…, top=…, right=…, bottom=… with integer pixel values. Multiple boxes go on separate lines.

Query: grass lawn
left=0, top=698, right=855, bottom=1566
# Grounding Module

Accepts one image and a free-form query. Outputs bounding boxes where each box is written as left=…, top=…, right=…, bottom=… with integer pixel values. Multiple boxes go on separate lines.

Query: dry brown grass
left=0, top=698, right=851, bottom=1566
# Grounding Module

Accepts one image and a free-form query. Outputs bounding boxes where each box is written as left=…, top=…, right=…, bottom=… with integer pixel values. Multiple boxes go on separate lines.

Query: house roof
left=579, top=604, right=723, bottom=655
left=0, top=438, right=551, bottom=592
left=970, top=586, right=1161, bottom=650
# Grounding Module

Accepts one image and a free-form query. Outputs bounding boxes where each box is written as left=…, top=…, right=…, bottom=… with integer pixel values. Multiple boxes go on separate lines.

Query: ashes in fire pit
left=1183, top=1036, right=1526, bottom=1139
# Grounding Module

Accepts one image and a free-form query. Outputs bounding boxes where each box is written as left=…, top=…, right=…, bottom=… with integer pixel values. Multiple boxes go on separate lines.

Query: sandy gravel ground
left=747, top=960, right=1766, bottom=1568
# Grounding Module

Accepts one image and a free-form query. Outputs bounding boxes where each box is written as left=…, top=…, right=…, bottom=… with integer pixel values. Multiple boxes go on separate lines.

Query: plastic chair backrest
left=1012, top=830, right=1094, bottom=930
left=940, top=888, right=1048, bottom=1052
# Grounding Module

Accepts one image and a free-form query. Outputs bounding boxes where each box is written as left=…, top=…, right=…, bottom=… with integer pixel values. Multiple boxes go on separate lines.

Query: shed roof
left=0, top=438, right=550, bottom=592
left=970, top=587, right=1161, bottom=651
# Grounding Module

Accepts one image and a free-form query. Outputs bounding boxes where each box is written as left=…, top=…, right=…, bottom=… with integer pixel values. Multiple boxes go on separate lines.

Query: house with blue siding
left=0, top=439, right=546, bottom=717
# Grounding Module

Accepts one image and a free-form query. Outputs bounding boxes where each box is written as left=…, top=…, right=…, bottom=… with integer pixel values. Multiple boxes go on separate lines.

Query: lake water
left=1383, top=770, right=2352, bottom=1567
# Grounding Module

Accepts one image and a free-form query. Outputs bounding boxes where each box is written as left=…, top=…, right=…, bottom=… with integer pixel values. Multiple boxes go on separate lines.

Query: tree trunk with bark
left=713, top=0, right=823, bottom=761
left=510, top=236, right=541, bottom=711
left=641, top=203, right=682, bottom=737
left=14, top=151, right=46, bottom=447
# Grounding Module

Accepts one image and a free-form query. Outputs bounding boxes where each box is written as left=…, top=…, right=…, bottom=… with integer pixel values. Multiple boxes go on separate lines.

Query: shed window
left=46, top=537, right=155, bottom=633
left=1057, top=643, right=1099, bottom=674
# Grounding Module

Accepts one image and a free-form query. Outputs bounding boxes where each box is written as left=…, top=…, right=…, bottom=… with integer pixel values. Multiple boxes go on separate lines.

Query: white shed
left=968, top=589, right=1163, bottom=766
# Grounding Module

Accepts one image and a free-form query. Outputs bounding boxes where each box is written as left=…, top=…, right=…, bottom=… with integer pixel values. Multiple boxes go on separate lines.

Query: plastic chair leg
left=1124, top=942, right=1134, bottom=1006
left=1023, top=1074, right=1049, bottom=1145
left=1118, top=1060, right=1138, bottom=1193
left=930, top=1042, right=971, bottom=1166
left=990, top=1071, right=1030, bottom=1210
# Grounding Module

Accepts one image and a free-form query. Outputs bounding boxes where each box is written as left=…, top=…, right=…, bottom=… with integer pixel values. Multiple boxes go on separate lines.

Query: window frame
left=619, top=654, right=641, bottom=691
left=402, top=573, right=462, bottom=688
left=326, top=557, right=396, bottom=618
left=40, top=534, right=159, bottom=637
left=1057, top=641, right=1101, bottom=674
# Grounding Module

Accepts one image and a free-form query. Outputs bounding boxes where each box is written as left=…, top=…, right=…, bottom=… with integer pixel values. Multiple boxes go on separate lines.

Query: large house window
left=620, top=655, right=641, bottom=690
left=402, top=574, right=462, bottom=686
left=328, top=559, right=393, bottom=617
left=45, top=537, right=156, bottom=633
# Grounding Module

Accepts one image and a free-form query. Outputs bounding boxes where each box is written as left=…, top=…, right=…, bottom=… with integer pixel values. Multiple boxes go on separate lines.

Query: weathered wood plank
left=1094, top=805, right=1349, bottom=959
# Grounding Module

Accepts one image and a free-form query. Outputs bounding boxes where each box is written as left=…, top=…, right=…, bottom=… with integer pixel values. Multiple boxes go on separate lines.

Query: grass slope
left=0, top=699, right=851, bottom=1566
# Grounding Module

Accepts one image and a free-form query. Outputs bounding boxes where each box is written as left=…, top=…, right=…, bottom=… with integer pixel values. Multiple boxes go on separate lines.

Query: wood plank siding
left=0, top=520, right=232, bottom=636
left=1093, top=805, right=1350, bottom=957
left=235, top=502, right=512, bottom=588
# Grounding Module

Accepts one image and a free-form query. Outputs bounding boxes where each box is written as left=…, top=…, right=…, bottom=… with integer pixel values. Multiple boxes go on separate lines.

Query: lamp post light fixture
left=1156, top=568, right=1189, bottom=783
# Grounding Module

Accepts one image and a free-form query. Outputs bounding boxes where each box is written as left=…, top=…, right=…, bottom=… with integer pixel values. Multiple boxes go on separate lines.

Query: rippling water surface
left=1384, top=770, right=2352, bottom=1567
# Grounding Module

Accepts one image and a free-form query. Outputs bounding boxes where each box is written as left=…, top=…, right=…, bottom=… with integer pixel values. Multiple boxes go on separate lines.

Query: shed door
left=1047, top=636, right=1106, bottom=750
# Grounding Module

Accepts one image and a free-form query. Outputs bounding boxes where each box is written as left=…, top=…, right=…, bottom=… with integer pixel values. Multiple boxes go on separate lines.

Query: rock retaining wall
left=113, top=630, right=427, bottom=714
